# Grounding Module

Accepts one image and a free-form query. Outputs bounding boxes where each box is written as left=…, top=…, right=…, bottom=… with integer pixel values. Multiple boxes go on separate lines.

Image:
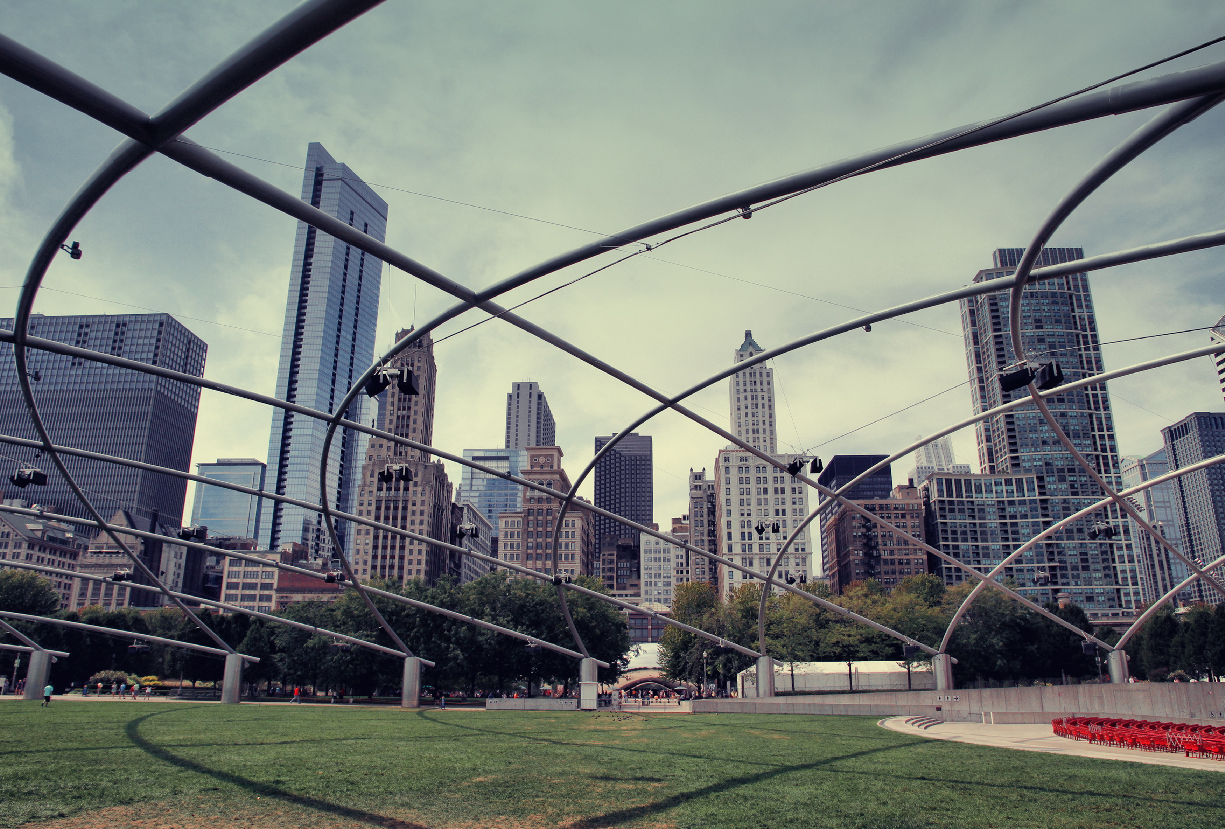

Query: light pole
left=702, top=650, right=708, bottom=695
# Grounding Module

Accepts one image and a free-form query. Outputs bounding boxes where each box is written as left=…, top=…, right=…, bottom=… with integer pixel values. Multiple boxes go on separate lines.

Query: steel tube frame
left=0, top=504, right=588, bottom=666
left=0, top=643, right=69, bottom=657
left=0, top=611, right=259, bottom=662
left=0, top=559, right=407, bottom=660
left=938, top=452, right=1225, bottom=652
left=5, top=10, right=1225, bottom=676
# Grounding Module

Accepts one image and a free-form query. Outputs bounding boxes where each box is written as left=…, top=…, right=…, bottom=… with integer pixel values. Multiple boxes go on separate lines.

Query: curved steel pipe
left=5, top=0, right=393, bottom=658
left=757, top=343, right=1225, bottom=654
left=0, top=504, right=599, bottom=666
left=1114, top=551, right=1225, bottom=649
left=937, top=452, right=1225, bottom=652
left=4, top=559, right=407, bottom=660
left=0, top=610, right=258, bottom=661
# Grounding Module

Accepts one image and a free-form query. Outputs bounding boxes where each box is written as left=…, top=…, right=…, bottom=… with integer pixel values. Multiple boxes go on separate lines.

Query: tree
left=0, top=570, right=60, bottom=616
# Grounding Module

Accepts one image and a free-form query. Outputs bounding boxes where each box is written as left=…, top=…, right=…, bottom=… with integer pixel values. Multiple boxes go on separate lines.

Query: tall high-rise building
left=593, top=433, right=653, bottom=546
left=1121, top=450, right=1189, bottom=605
left=457, top=448, right=527, bottom=534
left=505, top=382, right=555, bottom=449
left=824, top=483, right=928, bottom=594
left=496, top=447, right=595, bottom=580
left=1212, top=316, right=1225, bottom=404
left=816, top=455, right=892, bottom=580
left=351, top=328, right=452, bottom=585
left=687, top=468, right=719, bottom=586
left=729, top=330, right=777, bottom=454
left=960, top=247, right=1141, bottom=616
left=908, top=435, right=972, bottom=484
left=262, top=143, right=387, bottom=559
left=714, top=449, right=812, bottom=599
left=0, top=312, right=206, bottom=528
left=190, top=458, right=266, bottom=540
left=1162, top=412, right=1225, bottom=603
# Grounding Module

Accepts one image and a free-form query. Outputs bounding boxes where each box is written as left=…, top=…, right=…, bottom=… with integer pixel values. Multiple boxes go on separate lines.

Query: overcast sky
left=2, top=1, right=1224, bottom=527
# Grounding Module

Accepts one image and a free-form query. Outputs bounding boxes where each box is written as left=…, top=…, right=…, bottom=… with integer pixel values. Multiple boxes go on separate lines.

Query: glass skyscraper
left=0, top=312, right=206, bottom=528
left=960, top=247, right=1141, bottom=616
left=594, top=433, right=653, bottom=545
left=190, top=458, right=266, bottom=539
left=262, top=143, right=387, bottom=558
left=458, top=448, right=527, bottom=534
left=1161, top=412, right=1225, bottom=604
left=1120, top=449, right=1189, bottom=604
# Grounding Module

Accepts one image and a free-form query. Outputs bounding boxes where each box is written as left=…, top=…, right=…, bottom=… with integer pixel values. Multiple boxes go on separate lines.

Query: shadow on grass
left=122, top=709, right=425, bottom=829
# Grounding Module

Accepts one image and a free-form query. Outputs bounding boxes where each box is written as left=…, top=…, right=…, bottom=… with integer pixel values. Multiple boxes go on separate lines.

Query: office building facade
left=823, top=484, right=928, bottom=594
left=190, top=458, right=265, bottom=540
left=714, top=448, right=812, bottom=599
left=1121, top=450, right=1189, bottom=605
left=452, top=501, right=494, bottom=584
left=1213, top=316, right=1225, bottom=404
left=909, top=435, right=971, bottom=485
left=505, top=382, right=555, bottom=449
left=960, top=248, right=1140, bottom=615
left=1162, top=412, right=1225, bottom=603
left=816, top=455, right=892, bottom=579
left=71, top=510, right=196, bottom=610
left=263, top=142, right=387, bottom=559
left=496, top=447, right=595, bottom=580
left=457, top=448, right=527, bottom=535
left=593, top=433, right=653, bottom=545
left=0, top=312, right=206, bottom=528
left=0, top=511, right=85, bottom=608
left=350, top=328, right=451, bottom=585
left=730, top=330, right=777, bottom=454
left=688, top=468, right=719, bottom=586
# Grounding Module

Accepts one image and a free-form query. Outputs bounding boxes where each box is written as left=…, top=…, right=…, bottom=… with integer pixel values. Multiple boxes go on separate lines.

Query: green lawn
left=0, top=700, right=1221, bottom=829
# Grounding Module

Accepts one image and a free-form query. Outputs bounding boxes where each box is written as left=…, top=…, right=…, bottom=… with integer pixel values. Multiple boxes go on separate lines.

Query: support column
left=579, top=657, right=598, bottom=710
left=220, top=654, right=244, bottom=704
left=932, top=653, right=954, bottom=691
left=755, top=656, right=775, bottom=698
left=1107, top=649, right=1130, bottom=684
left=401, top=657, right=422, bottom=708
left=22, top=651, right=51, bottom=700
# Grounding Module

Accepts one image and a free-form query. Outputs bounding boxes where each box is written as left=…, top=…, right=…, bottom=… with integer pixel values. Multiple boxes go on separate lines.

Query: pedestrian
left=291, top=686, right=301, bottom=704
left=41, top=683, right=53, bottom=707
left=119, top=682, right=127, bottom=698
left=144, top=686, right=151, bottom=699
left=131, top=683, right=139, bottom=700
left=110, top=682, right=117, bottom=697
left=0, top=675, right=7, bottom=695
left=97, top=682, right=103, bottom=696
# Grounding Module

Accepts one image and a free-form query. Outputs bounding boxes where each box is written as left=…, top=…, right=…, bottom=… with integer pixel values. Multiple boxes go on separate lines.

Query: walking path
left=879, top=715, right=1225, bottom=773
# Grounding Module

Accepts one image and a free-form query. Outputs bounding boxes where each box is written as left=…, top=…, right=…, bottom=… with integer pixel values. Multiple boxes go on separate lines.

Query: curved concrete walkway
left=880, top=716, right=1225, bottom=773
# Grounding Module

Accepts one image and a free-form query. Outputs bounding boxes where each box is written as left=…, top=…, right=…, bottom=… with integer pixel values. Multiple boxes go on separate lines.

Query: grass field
left=1, top=700, right=1222, bottom=829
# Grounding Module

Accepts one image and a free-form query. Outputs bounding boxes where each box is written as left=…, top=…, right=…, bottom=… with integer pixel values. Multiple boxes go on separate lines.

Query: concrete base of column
left=933, top=653, right=954, bottom=691
left=579, top=657, right=598, bottom=710
left=1108, top=649, right=1130, bottom=684
left=756, top=656, right=775, bottom=698
left=22, top=651, right=51, bottom=700
left=220, top=654, right=243, bottom=704
left=401, top=657, right=422, bottom=708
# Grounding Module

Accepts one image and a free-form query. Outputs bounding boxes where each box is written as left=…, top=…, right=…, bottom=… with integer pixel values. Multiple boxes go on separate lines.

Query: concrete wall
left=691, top=683, right=1225, bottom=725
left=485, top=698, right=578, bottom=711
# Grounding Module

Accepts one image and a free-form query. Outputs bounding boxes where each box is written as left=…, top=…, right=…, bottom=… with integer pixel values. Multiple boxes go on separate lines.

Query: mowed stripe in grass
left=0, top=701, right=1222, bottom=829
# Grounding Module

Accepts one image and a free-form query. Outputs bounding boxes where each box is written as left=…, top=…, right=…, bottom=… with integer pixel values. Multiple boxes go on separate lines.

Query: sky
left=1, top=0, right=1224, bottom=529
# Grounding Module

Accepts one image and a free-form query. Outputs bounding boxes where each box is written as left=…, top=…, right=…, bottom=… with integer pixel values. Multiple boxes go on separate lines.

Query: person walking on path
left=119, top=683, right=127, bottom=698
left=144, top=686, right=151, bottom=699
left=130, top=683, right=139, bottom=700
left=41, top=683, right=52, bottom=707
left=291, top=686, right=301, bottom=704
left=110, top=682, right=117, bottom=697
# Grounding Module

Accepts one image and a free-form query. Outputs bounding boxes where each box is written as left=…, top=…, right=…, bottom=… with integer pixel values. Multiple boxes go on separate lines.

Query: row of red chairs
left=1052, top=717, right=1225, bottom=760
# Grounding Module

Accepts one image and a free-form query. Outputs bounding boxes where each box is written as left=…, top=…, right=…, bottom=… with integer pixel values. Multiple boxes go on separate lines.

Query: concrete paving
left=879, top=715, right=1225, bottom=773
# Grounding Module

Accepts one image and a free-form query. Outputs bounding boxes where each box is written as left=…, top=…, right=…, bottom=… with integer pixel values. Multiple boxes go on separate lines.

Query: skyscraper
left=908, top=435, right=971, bottom=484
left=190, top=458, right=265, bottom=540
left=960, top=247, right=1141, bottom=615
left=458, top=448, right=527, bottom=534
left=687, top=468, right=719, bottom=586
left=505, top=382, right=555, bottom=449
left=1120, top=450, right=1188, bottom=604
left=1161, top=412, right=1225, bottom=603
left=351, top=328, right=452, bottom=585
left=816, top=455, right=892, bottom=580
left=0, top=312, right=206, bottom=528
left=593, top=433, right=653, bottom=545
left=1212, top=316, right=1225, bottom=404
left=729, top=331, right=777, bottom=454
left=262, top=143, right=387, bottom=558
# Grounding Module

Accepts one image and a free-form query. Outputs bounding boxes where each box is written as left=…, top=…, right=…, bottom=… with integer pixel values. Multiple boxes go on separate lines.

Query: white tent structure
left=739, top=660, right=934, bottom=697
